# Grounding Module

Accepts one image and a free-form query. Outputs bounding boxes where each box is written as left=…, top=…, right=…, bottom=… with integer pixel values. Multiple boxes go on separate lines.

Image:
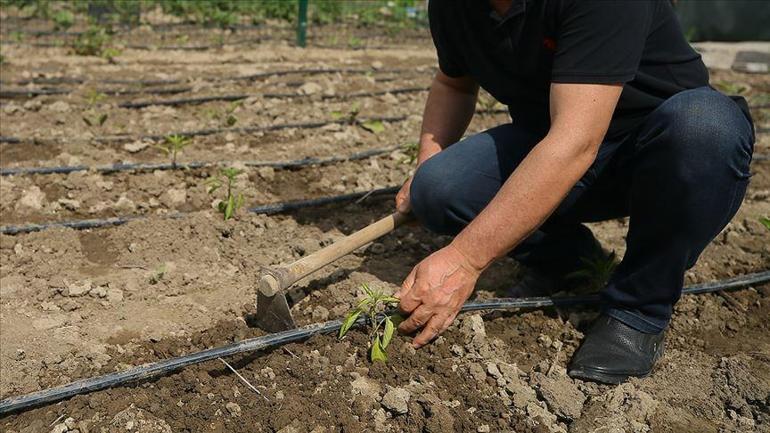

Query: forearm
left=418, top=72, right=478, bottom=164
left=451, top=133, right=598, bottom=270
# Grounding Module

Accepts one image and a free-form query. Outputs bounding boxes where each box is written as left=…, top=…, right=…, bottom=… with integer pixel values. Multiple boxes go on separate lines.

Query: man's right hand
left=395, top=176, right=413, bottom=214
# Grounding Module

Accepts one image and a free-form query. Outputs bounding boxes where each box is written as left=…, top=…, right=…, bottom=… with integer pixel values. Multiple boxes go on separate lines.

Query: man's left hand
left=396, top=243, right=483, bottom=348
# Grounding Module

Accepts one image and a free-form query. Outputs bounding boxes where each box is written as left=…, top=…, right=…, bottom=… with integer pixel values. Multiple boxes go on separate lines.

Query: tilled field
left=1, top=18, right=770, bottom=433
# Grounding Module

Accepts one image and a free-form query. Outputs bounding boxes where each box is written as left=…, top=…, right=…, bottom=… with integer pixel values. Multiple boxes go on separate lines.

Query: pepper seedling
left=206, top=167, right=245, bottom=221
left=760, top=216, right=770, bottom=231
left=156, top=134, right=190, bottom=168
left=339, top=283, right=402, bottom=362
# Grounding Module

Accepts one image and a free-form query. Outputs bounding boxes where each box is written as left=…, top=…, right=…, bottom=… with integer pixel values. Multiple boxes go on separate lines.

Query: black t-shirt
left=429, top=0, right=714, bottom=138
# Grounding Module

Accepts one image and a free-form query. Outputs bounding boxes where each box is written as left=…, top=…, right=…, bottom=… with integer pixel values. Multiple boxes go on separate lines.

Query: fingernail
left=394, top=291, right=401, bottom=298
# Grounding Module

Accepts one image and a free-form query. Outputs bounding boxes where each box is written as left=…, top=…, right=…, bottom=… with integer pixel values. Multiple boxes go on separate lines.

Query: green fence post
left=297, top=0, right=309, bottom=47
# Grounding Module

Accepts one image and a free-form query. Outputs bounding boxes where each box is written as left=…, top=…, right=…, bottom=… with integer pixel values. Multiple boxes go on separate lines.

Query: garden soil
left=1, top=13, right=769, bottom=433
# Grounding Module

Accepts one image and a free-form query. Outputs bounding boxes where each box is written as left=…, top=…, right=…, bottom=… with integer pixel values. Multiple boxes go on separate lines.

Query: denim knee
left=638, top=88, right=754, bottom=186
left=409, top=156, right=463, bottom=235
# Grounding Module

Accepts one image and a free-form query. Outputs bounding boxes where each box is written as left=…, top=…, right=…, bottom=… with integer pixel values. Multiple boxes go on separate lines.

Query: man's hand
left=396, top=243, right=483, bottom=348
left=395, top=176, right=413, bottom=214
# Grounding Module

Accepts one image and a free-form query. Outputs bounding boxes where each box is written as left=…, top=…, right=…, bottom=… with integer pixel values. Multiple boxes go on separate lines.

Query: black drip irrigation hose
left=3, top=67, right=413, bottom=89
left=118, top=86, right=428, bottom=109
left=0, top=88, right=71, bottom=98
left=95, top=115, right=409, bottom=144
left=0, top=186, right=400, bottom=235
left=0, top=145, right=399, bottom=176
left=0, top=270, right=767, bottom=417
left=0, top=115, right=406, bottom=145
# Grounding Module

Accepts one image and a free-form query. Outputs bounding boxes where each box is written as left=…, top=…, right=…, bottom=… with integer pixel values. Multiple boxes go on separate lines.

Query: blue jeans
left=409, top=87, right=755, bottom=333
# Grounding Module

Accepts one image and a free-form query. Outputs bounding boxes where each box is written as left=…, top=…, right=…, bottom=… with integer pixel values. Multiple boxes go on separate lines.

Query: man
left=394, top=0, right=754, bottom=384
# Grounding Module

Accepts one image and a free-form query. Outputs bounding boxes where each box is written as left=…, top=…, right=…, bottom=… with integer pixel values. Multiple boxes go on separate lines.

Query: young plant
left=760, top=216, right=770, bottom=231
left=156, top=134, right=190, bottom=168
left=331, top=102, right=360, bottom=124
left=339, top=284, right=401, bottom=363
left=81, top=90, right=108, bottom=128
left=206, top=167, right=245, bottom=221
left=401, top=142, right=419, bottom=165
left=566, top=251, right=619, bottom=292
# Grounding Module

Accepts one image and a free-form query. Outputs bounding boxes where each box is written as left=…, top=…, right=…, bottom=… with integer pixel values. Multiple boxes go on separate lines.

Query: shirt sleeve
left=551, top=0, right=653, bottom=83
left=428, top=0, right=467, bottom=77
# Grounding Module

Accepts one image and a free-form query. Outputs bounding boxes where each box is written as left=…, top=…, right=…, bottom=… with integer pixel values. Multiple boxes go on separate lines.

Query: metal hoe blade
left=255, top=291, right=297, bottom=333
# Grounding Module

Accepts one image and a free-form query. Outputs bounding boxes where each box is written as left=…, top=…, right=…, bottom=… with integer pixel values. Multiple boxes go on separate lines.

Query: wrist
left=449, top=235, right=494, bottom=273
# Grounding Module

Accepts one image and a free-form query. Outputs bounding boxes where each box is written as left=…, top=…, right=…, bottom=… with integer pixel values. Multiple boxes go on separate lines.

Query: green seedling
left=339, top=284, right=401, bottom=363
left=206, top=167, right=245, bottom=221
left=82, top=112, right=108, bottom=127
left=82, top=90, right=108, bottom=127
left=760, top=216, right=770, bottom=231
left=52, top=9, right=74, bottom=31
left=713, top=80, right=749, bottom=96
left=566, top=251, right=619, bottom=292
left=401, top=142, right=419, bottom=165
left=348, top=36, right=363, bottom=49
left=149, top=264, right=167, bottom=285
left=361, top=120, right=385, bottom=134
left=156, top=134, right=190, bottom=168
left=331, top=103, right=360, bottom=124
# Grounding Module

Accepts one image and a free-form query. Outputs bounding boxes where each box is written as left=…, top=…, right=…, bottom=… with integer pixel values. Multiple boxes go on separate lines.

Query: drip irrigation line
left=0, top=270, right=766, bottom=416
left=94, top=115, right=409, bottom=144
left=3, top=67, right=414, bottom=88
left=0, top=145, right=400, bottom=176
left=0, top=186, right=399, bottom=235
left=0, top=88, right=70, bottom=98
left=118, top=85, right=428, bottom=109
left=99, top=86, right=192, bottom=96
left=263, top=86, right=429, bottom=101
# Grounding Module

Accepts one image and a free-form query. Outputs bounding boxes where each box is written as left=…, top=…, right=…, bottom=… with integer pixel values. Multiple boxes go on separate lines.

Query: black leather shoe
left=568, top=315, right=665, bottom=384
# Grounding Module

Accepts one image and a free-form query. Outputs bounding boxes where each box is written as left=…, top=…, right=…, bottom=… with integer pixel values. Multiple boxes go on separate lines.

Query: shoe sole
left=568, top=341, right=665, bottom=385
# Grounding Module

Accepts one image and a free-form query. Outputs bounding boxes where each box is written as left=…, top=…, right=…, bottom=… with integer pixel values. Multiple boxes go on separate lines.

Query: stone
left=48, top=101, right=71, bottom=113
left=225, top=402, right=241, bottom=417
left=459, top=314, right=487, bottom=350
left=66, top=281, right=92, bottom=297
left=50, top=424, right=68, bottom=433
left=299, top=82, right=323, bottom=95
left=486, top=362, right=502, bottom=379
left=311, top=306, right=329, bottom=321
left=532, top=372, right=586, bottom=420
left=381, top=386, right=410, bottom=415
left=371, top=61, right=384, bottom=70
left=350, top=375, right=381, bottom=401
left=114, top=195, right=136, bottom=212
left=58, top=198, right=81, bottom=211
left=477, top=425, right=490, bottom=433
left=107, top=288, right=124, bottom=303
left=123, top=141, right=149, bottom=153
left=23, top=99, right=42, bottom=111
left=64, top=417, right=76, bottom=429
left=160, top=188, right=187, bottom=207
left=16, top=186, right=46, bottom=211
left=505, top=376, right=538, bottom=410
left=90, top=286, right=108, bottom=298
left=469, top=363, right=486, bottom=383
left=257, top=166, right=275, bottom=181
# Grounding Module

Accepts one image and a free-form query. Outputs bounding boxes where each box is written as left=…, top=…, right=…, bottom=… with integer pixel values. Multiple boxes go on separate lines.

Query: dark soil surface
left=1, top=10, right=769, bottom=433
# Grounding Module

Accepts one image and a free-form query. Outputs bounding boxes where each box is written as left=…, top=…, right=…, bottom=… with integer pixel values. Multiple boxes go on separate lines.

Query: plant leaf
left=224, top=195, right=235, bottom=220
left=390, top=313, right=405, bottom=328
left=370, top=335, right=387, bottom=362
left=361, top=119, right=385, bottom=134
left=82, top=116, right=92, bottom=126
left=382, top=296, right=400, bottom=304
left=97, top=113, right=108, bottom=126
left=382, top=316, right=395, bottom=349
left=339, top=309, right=361, bottom=339
left=760, top=216, right=770, bottom=231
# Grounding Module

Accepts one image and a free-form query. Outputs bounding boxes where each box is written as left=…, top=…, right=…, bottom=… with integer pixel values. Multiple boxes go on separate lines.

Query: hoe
left=255, top=212, right=410, bottom=332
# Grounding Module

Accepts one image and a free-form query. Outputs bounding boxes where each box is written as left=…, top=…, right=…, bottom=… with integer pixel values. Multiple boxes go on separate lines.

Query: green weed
left=339, top=284, right=401, bottom=363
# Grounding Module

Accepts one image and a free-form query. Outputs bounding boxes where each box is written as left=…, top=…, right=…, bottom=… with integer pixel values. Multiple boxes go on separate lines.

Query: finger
left=394, top=266, right=417, bottom=299
left=398, top=305, right=434, bottom=335
left=397, top=192, right=411, bottom=214
left=412, top=314, right=449, bottom=348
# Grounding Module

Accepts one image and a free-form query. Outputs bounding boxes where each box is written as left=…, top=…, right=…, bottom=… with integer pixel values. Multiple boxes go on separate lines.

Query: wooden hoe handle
left=259, top=212, right=410, bottom=296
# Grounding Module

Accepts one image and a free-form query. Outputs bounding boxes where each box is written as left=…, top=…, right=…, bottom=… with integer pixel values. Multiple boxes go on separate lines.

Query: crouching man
left=395, top=0, right=754, bottom=384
